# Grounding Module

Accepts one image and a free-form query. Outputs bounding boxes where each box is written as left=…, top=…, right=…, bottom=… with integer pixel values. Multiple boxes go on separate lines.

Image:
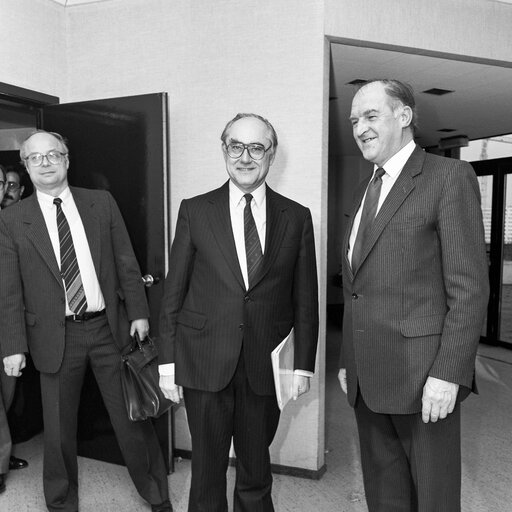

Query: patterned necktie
left=244, top=193, right=263, bottom=287
left=351, top=167, right=386, bottom=271
left=54, top=198, right=88, bottom=315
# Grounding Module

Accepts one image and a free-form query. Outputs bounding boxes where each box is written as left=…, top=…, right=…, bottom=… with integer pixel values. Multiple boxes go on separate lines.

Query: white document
left=271, top=328, right=294, bottom=411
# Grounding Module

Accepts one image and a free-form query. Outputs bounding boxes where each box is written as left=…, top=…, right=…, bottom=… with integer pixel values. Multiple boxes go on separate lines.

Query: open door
left=40, top=93, right=172, bottom=471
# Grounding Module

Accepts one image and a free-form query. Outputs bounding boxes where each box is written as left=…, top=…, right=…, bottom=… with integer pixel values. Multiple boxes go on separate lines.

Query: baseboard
left=173, top=449, right=327, bottom=480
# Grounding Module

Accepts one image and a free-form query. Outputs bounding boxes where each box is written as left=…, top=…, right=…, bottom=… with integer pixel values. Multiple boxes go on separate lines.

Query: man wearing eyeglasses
left=1, top=167, right=26, bottom=209
left=0, top=131, right=172, bottom=512
left=159, top=113, right=319, bottom=511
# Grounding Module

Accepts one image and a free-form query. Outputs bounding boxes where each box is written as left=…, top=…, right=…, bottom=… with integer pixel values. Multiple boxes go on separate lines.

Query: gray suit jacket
left=340, top=146, right=489, bottom=414
left=0, top=187, right=149, bottom=374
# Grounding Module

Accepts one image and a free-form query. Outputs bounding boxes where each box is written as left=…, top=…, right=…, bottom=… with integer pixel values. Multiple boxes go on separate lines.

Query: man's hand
left=130, top=318, right=150, bottom=340
left=3, top=354, right=26, bottom=377
left=159, top=374, right=183, bottom=404
left=292, top=374, right=310, bottom=400
left=421, top=376, right=459, bottom=424
left=338, top=368, right=347, bottom=394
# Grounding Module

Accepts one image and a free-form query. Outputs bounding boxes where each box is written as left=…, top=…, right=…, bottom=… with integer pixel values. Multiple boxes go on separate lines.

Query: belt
left=65, top=309, right=106, bottom=323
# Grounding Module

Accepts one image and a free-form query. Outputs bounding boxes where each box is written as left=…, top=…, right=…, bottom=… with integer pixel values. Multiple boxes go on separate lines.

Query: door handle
left=141, top=274, right=160, bottom=287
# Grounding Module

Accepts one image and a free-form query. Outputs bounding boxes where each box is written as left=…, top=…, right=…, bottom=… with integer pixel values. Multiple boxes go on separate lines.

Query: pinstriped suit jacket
left=340, top=145, right=489, bottom=414
left=0, top=187, right=149, bottom=373
left=159, top=181, right=319, bottom=396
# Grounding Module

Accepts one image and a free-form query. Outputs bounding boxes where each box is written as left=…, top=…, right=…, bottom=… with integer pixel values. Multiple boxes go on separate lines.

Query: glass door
left=473, top=158, right=512, bottom=347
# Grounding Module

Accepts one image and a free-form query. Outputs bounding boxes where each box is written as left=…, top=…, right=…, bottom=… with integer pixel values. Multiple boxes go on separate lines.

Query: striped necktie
left=244, top=193, right=263, bottom=287
left=54, top=198, right=88, bottom=315
left=351, top=167, right=386, bottom=271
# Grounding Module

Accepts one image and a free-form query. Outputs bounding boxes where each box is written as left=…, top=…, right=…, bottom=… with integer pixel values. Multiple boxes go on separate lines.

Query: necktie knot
left=54, top=197, right=62, bottom=206
left=374, top=167, right=385, bottom=182
left=244, top=193, right=253, bottom=206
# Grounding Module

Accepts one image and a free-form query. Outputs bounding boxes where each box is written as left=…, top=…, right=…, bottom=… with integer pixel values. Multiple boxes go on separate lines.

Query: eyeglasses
left=0, top=180, right=5, bottom=189
left=24, top=150, right=67, bottom=167
left=6, top=181, right=20, bottom=191
left=225, top=142, right=272, bottom=160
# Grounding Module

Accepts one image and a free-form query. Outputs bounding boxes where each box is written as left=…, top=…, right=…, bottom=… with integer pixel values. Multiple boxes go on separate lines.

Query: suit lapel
left=208, top=182, right=246, bottom=290
left=71, top=187, right=102, bottom=280
left=249, top=186, right=288, bottom=290
left=352, top=145, right=425, bottom=276
left=22, top=194, right=62, bottom=285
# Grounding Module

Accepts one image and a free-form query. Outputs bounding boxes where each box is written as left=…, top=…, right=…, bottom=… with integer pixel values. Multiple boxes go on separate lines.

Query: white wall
left=325, top=0, right=512, bottom=62
left=60, top=0, right=328, bottom=472
left=0, top=0, right=65, bottom=96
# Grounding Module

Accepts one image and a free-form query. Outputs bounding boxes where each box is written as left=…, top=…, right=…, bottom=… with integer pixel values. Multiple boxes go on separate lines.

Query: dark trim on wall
left=174, top=449, right=327, bottom=480
left=0, top=81, right=58, bottom=106
left=326, top=36, right=512, bottom=69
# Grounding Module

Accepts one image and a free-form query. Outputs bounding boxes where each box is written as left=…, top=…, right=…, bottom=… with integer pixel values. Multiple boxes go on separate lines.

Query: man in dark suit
left=0, top=131, right=172, bottom=512
left=159, top=113, right=319, bottom=511
left=339, top=79, right=489, bottom=512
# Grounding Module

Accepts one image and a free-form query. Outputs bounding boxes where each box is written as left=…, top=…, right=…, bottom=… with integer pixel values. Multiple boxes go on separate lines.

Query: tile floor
left=3, top=334, right=512, bottom=511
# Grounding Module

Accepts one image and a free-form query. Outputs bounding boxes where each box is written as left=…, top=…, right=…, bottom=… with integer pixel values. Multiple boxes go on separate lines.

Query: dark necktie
left=54, top=198, right=88, bottom=315
left=244, top=193, right=263, bottom=287
left=351, top=167, right=386, bottom=271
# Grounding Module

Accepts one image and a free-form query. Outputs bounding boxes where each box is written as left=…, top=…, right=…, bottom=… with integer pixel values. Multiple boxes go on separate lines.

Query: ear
left=399, top=105, right=413, bottom=129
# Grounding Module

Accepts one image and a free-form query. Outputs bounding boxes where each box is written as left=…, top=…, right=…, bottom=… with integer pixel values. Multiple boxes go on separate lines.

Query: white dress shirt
left=229, top=180, right=266, bottom=289
left=37, top=187, right=105, bottom=315
left=348, top=139, right=416, bottom=267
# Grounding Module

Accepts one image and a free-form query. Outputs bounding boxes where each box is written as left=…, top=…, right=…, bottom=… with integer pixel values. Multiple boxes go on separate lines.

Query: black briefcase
left=120, top=333, right=173, bottom=422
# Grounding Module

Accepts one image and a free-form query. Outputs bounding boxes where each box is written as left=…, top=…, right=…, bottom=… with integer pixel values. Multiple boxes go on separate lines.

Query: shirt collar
left=229, top=180, right=266, bottom=208
left=37, top=186, right=72, bottom=210
left=376, top=139, right=416, bottom=179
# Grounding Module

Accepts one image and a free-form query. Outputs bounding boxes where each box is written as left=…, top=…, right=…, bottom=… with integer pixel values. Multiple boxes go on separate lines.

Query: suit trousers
left=183, top=353, right=281, bottom=512
left=0, top=370, right=16, bottom=474
left=39, top=315, right=169, bottom=512
left=354, top=393, right=461, bottom=512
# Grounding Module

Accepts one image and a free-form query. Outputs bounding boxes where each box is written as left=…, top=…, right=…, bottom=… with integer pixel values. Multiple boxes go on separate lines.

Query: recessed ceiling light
left=438, top=128, right=457, bottom=132
left=423, top=88, right=454, bottom=96
left=346, top=79, right=367, bottom=86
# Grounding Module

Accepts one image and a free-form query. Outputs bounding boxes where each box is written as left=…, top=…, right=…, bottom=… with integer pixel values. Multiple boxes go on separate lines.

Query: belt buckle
left=71, top=314, right=84, bottom=323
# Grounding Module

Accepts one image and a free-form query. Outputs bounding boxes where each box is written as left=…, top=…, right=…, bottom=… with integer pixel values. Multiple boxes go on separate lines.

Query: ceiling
left=329, top=43, right=512, bottom=157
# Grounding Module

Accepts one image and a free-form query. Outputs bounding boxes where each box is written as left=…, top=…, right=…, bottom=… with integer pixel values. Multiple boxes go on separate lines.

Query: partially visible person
left=0, top=131, right=172, bottom=511
left=0, top=164, right=28, bottom=494
left=1, top=166, right=26, bottom=208
left=339, top=79, right=489, bottom=512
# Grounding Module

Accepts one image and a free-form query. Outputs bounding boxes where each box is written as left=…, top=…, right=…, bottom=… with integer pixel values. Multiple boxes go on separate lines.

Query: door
left=473, top=157, right=512, bottom=348
left=41, top=93, right=172, bottom=470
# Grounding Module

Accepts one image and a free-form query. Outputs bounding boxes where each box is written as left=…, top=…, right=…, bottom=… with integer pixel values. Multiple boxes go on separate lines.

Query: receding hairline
left=20, top=130, right=69, bottom=159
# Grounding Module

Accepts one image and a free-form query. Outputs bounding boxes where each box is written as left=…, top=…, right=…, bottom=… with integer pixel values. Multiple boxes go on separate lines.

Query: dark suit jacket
left=159, top=182, right=319, bottom=396
left=340, top=146, right=489, bottom=414
left=0, top=187, right=149, bottom=374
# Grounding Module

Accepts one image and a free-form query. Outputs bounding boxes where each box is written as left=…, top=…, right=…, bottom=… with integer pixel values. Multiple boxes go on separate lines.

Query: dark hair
left=19, top=130, right=70, bottom=160
left=361, top=79, right=418, bottom=134
left=221, top=113, right=278, bottom=149
left=0, top=164, right=6, bottom=181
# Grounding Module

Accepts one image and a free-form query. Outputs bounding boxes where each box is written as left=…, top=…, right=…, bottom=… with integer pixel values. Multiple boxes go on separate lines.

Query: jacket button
left=352, top=293, right=358, bottom=300
left=239, top=323, right=244, bottom=330
left=244, top=296, right=250, bottom=303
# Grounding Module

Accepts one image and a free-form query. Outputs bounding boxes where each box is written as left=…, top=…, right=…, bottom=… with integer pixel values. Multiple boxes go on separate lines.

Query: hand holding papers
left=271, top=328, right=294, bottom=410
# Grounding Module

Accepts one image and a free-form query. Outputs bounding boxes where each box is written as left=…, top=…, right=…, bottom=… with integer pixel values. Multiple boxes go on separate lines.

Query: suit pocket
left=400, top=315, right=445, bottom=337
left=177, top=309, right=207, bottom=330
left=25, top=311, right=37, bottom=326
